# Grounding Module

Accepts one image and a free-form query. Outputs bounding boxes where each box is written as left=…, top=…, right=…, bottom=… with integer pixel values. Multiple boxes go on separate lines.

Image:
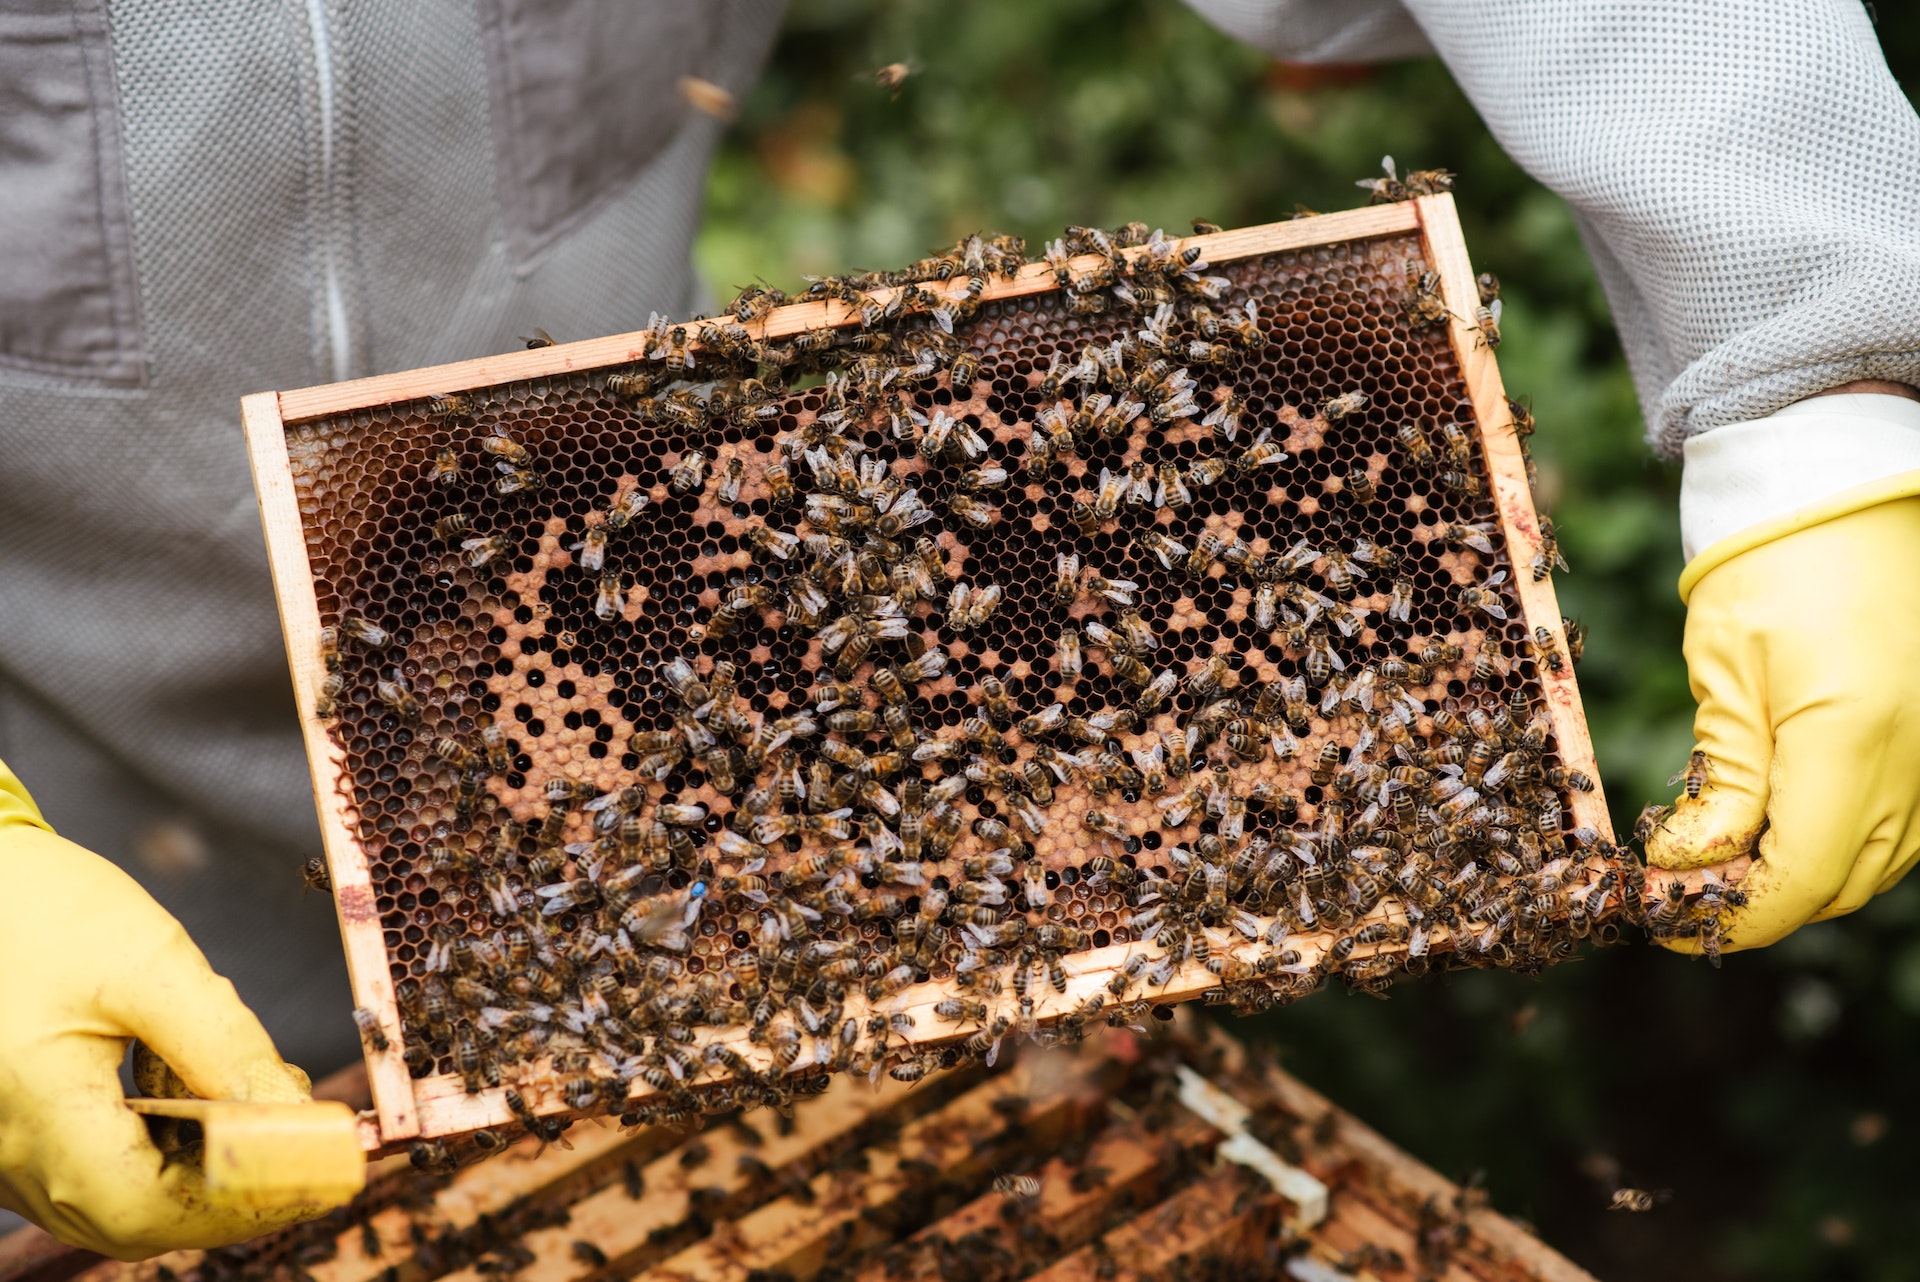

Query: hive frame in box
left=243, top=195, right=1613, bottom=1152
left=13, top=1020, right=1605, bottom=1282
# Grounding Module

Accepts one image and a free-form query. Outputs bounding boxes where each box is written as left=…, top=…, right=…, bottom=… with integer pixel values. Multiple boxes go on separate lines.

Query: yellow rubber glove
left=1645, top=494, right=1920, bottom=952
left=0, top=758, right=346, bottom=1259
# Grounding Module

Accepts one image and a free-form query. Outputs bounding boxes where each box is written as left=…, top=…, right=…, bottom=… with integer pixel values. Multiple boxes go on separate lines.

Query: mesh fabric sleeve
left=1183, top=0, right=1920, bottom=458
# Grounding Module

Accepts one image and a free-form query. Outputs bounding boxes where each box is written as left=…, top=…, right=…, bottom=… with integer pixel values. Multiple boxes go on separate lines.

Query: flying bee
left=520, top=327, right=556, bottom=349
left=1669, top=750, right=1712, bottom=800
left=1456, top=570, right=1509, bottom=621
left=668, top=449, right=709, bottom=495
left=374, top=669, right=421, bottom=722
left=1531, top=516, right=1570, bottom=580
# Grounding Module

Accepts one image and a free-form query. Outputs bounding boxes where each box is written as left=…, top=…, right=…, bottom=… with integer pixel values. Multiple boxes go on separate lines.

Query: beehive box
left=6, top=1021, right=1603, bottom=1282
left=243, top=194, right=1623, bottom=1152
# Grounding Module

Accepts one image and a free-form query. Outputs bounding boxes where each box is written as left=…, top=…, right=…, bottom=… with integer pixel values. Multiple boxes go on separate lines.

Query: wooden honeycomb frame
left=243, top=196, right=1615, bottom=1152
left=13, top=1021, right=1603, bottom=1282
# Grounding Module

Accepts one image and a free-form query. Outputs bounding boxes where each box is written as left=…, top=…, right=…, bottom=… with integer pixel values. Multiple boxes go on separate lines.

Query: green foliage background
left=697, top=5, right=1920, bottom=1278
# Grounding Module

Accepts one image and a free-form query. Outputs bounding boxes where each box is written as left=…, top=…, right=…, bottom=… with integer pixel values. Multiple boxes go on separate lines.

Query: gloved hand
left=0, top=759, right=347, bottom=1259
left=1645, top=495, right=1920, bottom=952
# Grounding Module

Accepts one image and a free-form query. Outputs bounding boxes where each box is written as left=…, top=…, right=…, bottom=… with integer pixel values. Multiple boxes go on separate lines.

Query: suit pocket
left=478, top=0, right=720, bottom=269
left=0, top=0, right=144, bottom=386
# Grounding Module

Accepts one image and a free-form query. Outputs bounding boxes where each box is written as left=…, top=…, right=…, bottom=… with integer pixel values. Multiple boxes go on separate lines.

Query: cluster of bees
left=300, top=175, right=1714, bottom=1149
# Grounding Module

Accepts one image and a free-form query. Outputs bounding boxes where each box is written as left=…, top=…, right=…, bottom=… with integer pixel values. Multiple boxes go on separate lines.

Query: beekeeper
left=3, top=0, right=1914, bottom=1260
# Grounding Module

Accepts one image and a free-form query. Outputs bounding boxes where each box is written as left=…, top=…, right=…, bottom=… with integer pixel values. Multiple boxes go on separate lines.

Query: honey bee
left=375, top=669, right=421, bottom=722
left=1396, top=420, right=1435, bottom=467
left=1562, top=615, right=1587, bottom=664
left=1528, top=625, right=1565, bottom=673
left=479, top=430, right=530, bottom=467
left=1139, top=530, right=1189, bottom=572
left=715, top=456, right=746, bottom=506
left=1093, top=467, right=1128, bottom=521
left=1456, top=570, right=1509, bottom=621
left=594, top=570, right=626, bottom=622
left=570, top=524, right=609, bottom=572
left=1386, top=579, right=1415, bottom=624
left=1234, top=437, right=1289, bottom=473
left=429, top=447, right=462, bottom=487
left=492, top=463, right=542, bottom=496
left=1669, top=750, right=1711, bottom=800
left=1402, top=260, right=1452, bottom=328
left=459, top=532, right=510, bottom=568
left=1162, top=728, right=1193, bottom=779
left=520, top=327, right=556, bottom=349
left=349, top=1005, right=390, bottom=1052
left=1473, top=299, right=1503, bottom=349
left=947, top=493, right=999, bottom=529
left=1321, top=390, right=1368, bottom=425
left=1055, top=628, right=1084, bottom=676
left=762, top=457, right=795, bottom=505
left=1634, top=803, right=1675, bottom=844
left=1303, top=627, right=1345, bottom=687
left=1202, top=392, right=1246, bottom=443
left=1531, top=516, right=1569, bottom=580
left=337, top=614, right=391, bottom=649
left=669, top=449, right=709, bottom=495
left=1083, top=811, right=1132, bottom=844
left=1054, top=552, right=1081, bottom=603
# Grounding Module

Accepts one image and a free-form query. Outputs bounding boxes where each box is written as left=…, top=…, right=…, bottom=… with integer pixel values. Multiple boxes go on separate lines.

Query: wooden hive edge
left=1411, top=195, right=1615, bottom=847
left=266, top=205, right=1422, bottom=424
left=242, top=391, right=419, bottom=1145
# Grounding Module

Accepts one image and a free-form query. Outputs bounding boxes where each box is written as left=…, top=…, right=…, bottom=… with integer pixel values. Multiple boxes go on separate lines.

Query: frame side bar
left=269, top=205, right=1422, bottom=424
left=1413, top=195, right=1615, bottom=844
left=240, top=392, right=420, bottom=1145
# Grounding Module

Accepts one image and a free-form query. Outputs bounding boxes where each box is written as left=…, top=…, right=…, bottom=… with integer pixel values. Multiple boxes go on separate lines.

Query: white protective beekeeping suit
left=1189, top=0, right=1920, bottom=556
left=0, top=0, right=786, bottom=1074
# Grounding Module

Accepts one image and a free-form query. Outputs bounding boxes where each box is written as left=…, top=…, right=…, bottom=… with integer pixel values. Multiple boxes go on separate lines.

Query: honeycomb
left=282, top=214, right=1625, bottom=1137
